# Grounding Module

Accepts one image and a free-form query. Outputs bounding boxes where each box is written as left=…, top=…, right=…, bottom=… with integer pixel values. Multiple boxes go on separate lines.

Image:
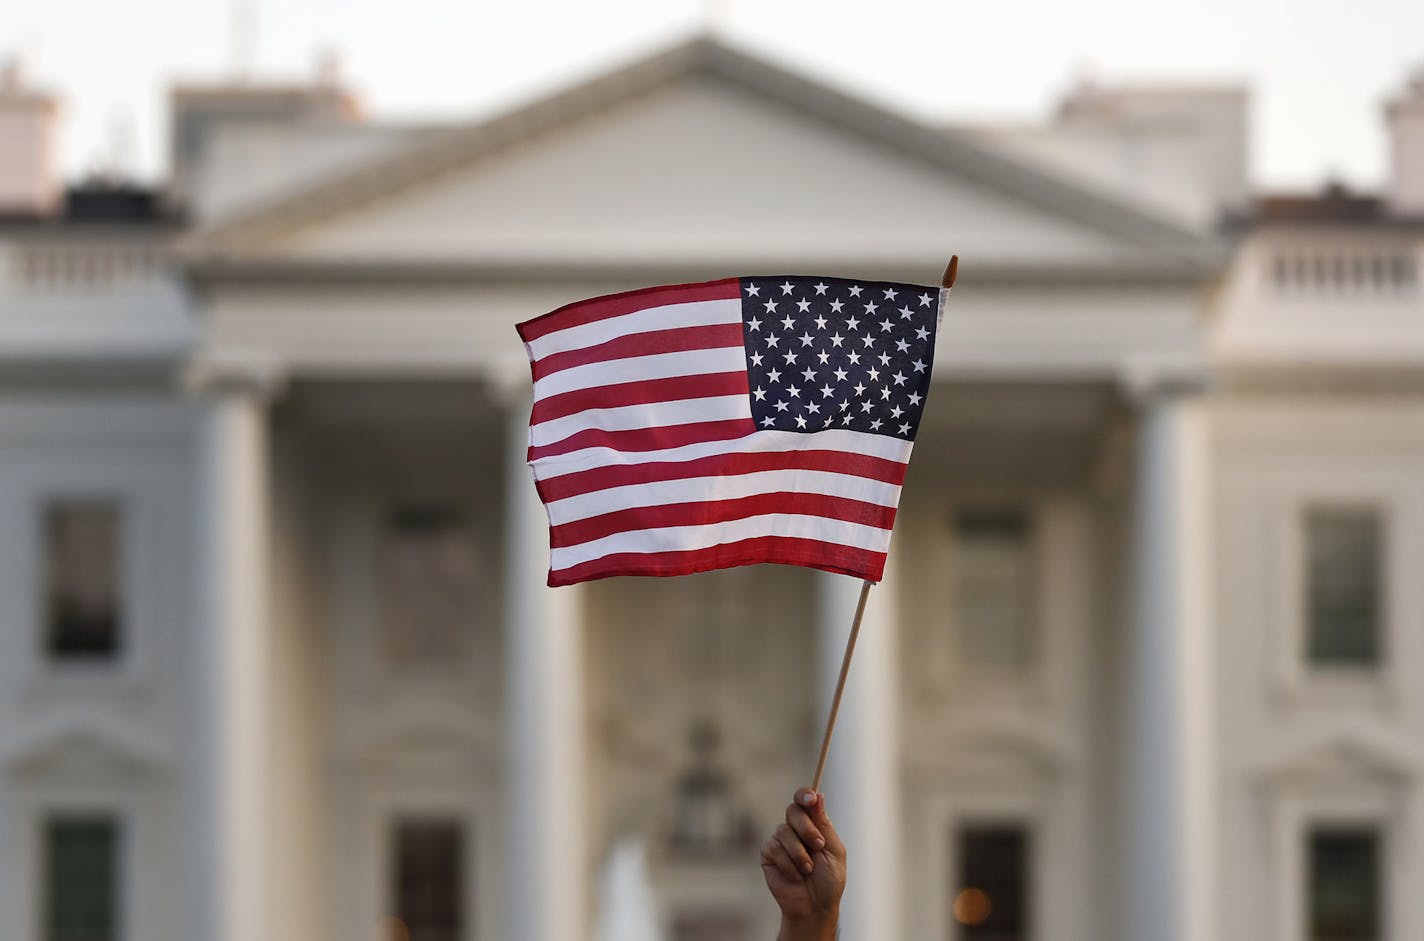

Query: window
left=44, top=501, right=122, bottom=660
left=44, top=816, right=120, bottom=941
left=391, top=819, right=465, bottom=941
left=671, top=912, right=749, bottom=941
left=953, top=510, right=1036, bottom=668
left=378, top=505, right=477, bottom=667
left=951, top=824, right=1030, bottom=941
left=1309, top=827, right=1381, bottom=941
left=1304, top=508, right=1382, bottom=667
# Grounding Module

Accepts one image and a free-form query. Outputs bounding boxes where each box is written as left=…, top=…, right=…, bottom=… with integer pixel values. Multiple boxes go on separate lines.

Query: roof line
left=182, top=35, right=1220, bottom=260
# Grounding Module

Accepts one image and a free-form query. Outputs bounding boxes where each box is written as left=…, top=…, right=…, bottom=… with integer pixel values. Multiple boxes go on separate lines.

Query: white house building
left=0, top=37, right=1421, bottom=941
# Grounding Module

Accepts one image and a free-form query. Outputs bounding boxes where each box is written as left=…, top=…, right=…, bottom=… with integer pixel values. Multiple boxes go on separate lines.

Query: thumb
left=796, top=788, right=839, bottom=845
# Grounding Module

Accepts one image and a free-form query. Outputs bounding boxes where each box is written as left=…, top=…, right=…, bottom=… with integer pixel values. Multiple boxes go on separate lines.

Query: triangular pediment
left=0, top=715, right=172, bottom=779
left=185, top=38, right=1220, bottom=279
left=1255, top=724, right=1422, bottom=788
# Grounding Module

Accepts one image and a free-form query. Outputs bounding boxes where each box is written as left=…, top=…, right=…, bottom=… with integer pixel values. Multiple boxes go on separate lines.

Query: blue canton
left=739, top=276, right=939, bottom=441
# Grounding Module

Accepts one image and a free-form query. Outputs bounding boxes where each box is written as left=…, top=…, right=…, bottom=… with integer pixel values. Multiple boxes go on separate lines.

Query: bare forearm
left=778, top=910, right=839, bottom=941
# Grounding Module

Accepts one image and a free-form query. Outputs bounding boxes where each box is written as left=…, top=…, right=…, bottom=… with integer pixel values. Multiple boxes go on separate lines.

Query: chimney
left=0, top=58, right=62, bottom=217
left=1386, top=67, right=1424, bottom=215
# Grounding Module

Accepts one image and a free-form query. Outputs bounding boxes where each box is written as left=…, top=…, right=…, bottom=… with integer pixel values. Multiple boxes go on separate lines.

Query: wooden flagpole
left=809, top=255, right=959, bottom=793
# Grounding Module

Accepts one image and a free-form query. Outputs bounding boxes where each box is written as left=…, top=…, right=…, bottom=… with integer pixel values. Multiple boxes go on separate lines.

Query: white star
left=799, top=332, right=814, bottom=347
left=816, top=350, right=830, bottom=365
left=847, top=351, right=861, bottom=365
left=814, top=282, right=829, bottom=295
left=750, top=352, right=764, bottom=366
left=838, top=400, right=850, bottom=412
left=884, top=287, right=898, bottom=300
left=908, top=391, right=923, bottom=406
left=890, top=405, right=904, bottom=418
left=899, top=306, right=913, bottom=321
left=861, top=335, right=875, bottom=348
left=745, top=283, right=760, bottom=296
left=833, top=367, right=848, bottom=381
left=842, top=413, right=853, bottom=425
left=775, top=400, right=789, bottom=412
left=880, top=387, right=892, bottom=400
left=761, top=416, right=776, bottom=427
left=870, top=418, right=883, bottom=431
left=747, top=317, right=762, bottom=331
left=801, top=367, right=816, bottom=382
left=806, top=402, right=820, bottom=414
left=829, top=333, right=845, bottom=348
left=789, top=386, right=801, bottom=398
left=895, top=339, right=910, bottom=352
left=783, top=351, right=798, bottom=365
left=879, top=318, right=893, bottom=333
left=865, top=301, right=878, bottom=314
left=765, top=335, right=780, bottom=349
left=796, top=298, right=811, bottom=313
left=878, top=352, right=891, bottom=366
left=912, top=358, right=927, bottom=373
left=848, top=285, right=863, bottom=297
left=853, top=382, right=866, bottom=396
left=780, top=281, right=796, bottom=295
left=795, top=414, right=808, bottom=428
left=764, top=299, right=777, bottom=312
left=845, top=316, right=860, bottom=332
left=767, top=368, right=782, bottom=383
left=892, top=371, right=907, bottom=386
left=830, top=299, right=844, bottom=313
left=753, top=387, right=767, bottom=401
left=781, top=315, right=796, bottom=330
left=820, top=384, right=834, bottom=398
left=868, top=367, right=880, bottom=381
left=861, top=400, right=874, bottom=413
left=898, top=422, right=911, bottom=435
left=918, top=293, right=933, bottom=307
left=813, top=315, right=828, bottom=330
left=915, top=326, right=930, bottom=341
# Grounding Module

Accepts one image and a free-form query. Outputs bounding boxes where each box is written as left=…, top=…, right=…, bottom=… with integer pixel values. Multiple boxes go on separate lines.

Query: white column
left=504, top=395, right=588, bottom=941
left=189, top=367, right=280, bottom=941
left=817, top=563, right=902, bottom=941
left=1122, top=379, right=1214, bottom=941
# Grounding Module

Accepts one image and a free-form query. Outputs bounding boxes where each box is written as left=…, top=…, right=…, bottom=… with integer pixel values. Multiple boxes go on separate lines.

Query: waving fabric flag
left=517, top=275, right=944, bottom=586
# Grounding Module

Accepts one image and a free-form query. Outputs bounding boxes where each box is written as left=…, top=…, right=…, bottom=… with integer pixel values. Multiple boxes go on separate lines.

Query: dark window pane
left=392, top=819, right=465, bottom=941
left=1305, top=508, right=1381, bottom=666
left=671, top=912, right=749, bottom=941
left=45, top=816, right=119, bottom=941
left=379, top=505, right=477, bottom=667
left=952, top=824, right=1030, bottom=941
left=1310, top=828, right=1380, bottom=941
left=954, top=510, right=1035, bottom=667
left=45, top=501, right=122, bottom=660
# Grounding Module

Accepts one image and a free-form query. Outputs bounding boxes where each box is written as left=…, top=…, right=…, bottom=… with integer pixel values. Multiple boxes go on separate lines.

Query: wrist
left=778, top=908, right=839, bottom=941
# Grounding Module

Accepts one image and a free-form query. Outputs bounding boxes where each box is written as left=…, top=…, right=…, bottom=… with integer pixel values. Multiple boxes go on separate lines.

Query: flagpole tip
left=941, top=255, right=959, bottom=290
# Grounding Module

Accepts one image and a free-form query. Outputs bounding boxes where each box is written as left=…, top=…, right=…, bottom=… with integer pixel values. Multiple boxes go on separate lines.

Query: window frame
left=42, top=812, right=124, bottom=941
left=41, top=497, right=127, bottom=664
left=1301, top=505, right=1385, bottom=670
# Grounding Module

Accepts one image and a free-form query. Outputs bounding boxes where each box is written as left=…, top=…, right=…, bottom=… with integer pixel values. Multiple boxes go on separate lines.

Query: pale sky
left=5, top=0, right=1423, bottom=192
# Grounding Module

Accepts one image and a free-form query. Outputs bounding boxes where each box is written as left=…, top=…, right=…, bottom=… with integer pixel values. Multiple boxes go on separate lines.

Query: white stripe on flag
left=532, top=346, right=745, bottom=400
left=526, top=298, right=743, bottom=360
left=550, top=513, right=894, bottom=570
left=546, top=468, right=903, bottom=525
left=535, top=428, right=913, bottom=478
left=529, top=394, right=752, bottom=449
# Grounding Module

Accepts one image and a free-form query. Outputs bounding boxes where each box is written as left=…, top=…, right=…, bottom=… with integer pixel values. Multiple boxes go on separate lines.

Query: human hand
left=760, top=788, right=846, bottom=941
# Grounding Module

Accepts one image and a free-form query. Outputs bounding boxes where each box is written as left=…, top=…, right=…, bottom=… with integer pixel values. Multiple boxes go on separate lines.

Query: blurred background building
left=0, top=33, right=1422, bottom=941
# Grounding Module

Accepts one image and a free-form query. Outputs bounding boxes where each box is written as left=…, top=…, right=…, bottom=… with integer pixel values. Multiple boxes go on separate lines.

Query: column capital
left=1118, top=353, right=1211, bottom=406
left=183, top=352, right=288, bottom=402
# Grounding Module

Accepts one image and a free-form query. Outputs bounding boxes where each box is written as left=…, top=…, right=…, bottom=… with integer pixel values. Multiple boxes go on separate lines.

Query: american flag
left=517, top=275, right=943, bottom=586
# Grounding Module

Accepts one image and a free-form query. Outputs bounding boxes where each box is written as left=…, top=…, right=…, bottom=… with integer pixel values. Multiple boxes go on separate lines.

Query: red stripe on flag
left=518, top=278, right=742, bottom=343
left=549, top=493, right=898, bottom=549
left=531, top=324, right=745, bottom=381
left=539, top=447, right=908, bottom=502
left=531, top=371, right=751, bottom=425
left=527, top=418, right=757, bottom=462
left=547, top=535, right=887, bottom=586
